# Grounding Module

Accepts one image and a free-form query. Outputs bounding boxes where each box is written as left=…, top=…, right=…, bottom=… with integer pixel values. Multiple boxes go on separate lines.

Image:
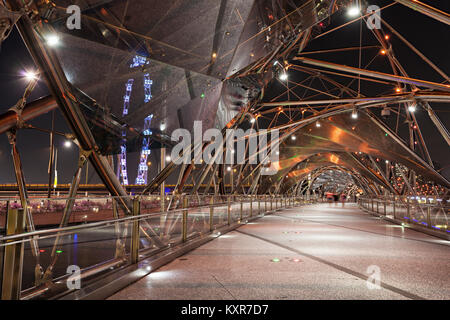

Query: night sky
left=0, top=0, right=449, bottom=184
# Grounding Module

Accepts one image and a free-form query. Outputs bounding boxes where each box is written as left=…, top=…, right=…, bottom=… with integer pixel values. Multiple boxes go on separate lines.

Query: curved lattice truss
left=0, top=0, right=449, bottom=295
left=0, top=0, right=448, bottom=213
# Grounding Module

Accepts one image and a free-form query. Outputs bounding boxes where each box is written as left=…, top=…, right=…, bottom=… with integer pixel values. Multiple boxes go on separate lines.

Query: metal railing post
left=182, top=196, right=188, bottom=242
left=131, top=197, right=140, bottom=264
left=258, top=195, right=261, bottom=215
left=250, top=195, right=253, bottom=218
left=1, top=208, right=25, bottom=300
left=393, top=197, right=396, bottom=219
left=270, top=196, right=273, bottom=211
left=209, top=197, right=214, bottom=232
left=384, top=198, right=387, bottom=216
left=240, top=197, right=243, bottom=221
left=427, top=204, right=432, bottom=229
left=227, top=196, right=231, bottom=225
left=406, top=197, right=411, bottom=221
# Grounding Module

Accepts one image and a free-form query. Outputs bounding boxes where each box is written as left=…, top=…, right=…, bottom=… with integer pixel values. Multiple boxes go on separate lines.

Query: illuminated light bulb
left=385, top=35, right=390, bottom=40
left=347, top=6, right=360, bottom=17
left=351, top=109, right=358, bottom=119
left=380, top=49, right=386, bottom=55
left=46, top=34, right=60, bottom=46
left=408, top=105, right=416, bottom=112
left=291, top=135, right=296, bottom=140
left=227, top=166, right=231, bottom=172
left=279, top=72, right=288, bottom=81
left=212, top=52, right=217, bottom=59
left=395, top=87, right=402, bottom=93
left=64, top=140, right=72, bottom=148
left=250, top=117, right=255, bottom=123
left=316, top=121, right=321, bottom=128
left=24, top=71, right=37, bottom=81
left=165, top=155, right=171, bottom=162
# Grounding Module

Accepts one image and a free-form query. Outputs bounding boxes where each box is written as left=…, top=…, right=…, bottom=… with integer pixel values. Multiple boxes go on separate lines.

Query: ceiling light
left=347, top=6, right=360, bottom=17
left=279, top=72, right=288, bottom=81
left=23, top=71, right=37, bottom=81
left=46, top=34, right=60, bottom=46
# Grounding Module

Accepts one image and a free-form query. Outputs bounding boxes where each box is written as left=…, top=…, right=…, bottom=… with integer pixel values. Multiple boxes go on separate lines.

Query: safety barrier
left=358, top=196, right=449, bottom=239
left=0, top=194, right=319, bottom=300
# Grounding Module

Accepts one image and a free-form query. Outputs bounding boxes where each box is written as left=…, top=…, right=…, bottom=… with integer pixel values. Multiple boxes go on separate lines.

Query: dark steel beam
left=294, top=57, right=450, bottom=92
left=393, top=0, right=450, bottom=26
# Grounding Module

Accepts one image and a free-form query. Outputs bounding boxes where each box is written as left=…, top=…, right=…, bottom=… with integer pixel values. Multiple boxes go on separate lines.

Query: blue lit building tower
left=119, top=55, right=153, bottom=185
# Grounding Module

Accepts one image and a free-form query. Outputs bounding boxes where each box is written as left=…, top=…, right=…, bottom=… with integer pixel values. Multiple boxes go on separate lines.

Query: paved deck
left=108, top=203, right=450, bottom=300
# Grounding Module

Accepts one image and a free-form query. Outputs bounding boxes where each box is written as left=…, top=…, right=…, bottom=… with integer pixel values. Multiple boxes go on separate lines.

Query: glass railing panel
left=430, top=205, right=448, bottom=232
left=19, top=219, right=132, bottom=293
left=211, top=206, right=222, bottom=230
left=140, top=195, right=164, bottom=213
left=230, top=202, right=241, bottom=222
left=186, top=207, right=209, bottom=239
left=138, top=211, right=183, bottom=253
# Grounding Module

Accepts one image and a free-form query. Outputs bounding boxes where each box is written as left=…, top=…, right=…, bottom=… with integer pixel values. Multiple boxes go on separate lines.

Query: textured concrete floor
left=108, top=203, right=450, bottom=300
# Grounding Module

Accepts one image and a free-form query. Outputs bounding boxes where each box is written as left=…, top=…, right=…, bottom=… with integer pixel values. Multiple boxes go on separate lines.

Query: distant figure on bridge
left=333, top=194, right=339, bottom=205
left=340, top=193, right=347, bottom=206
